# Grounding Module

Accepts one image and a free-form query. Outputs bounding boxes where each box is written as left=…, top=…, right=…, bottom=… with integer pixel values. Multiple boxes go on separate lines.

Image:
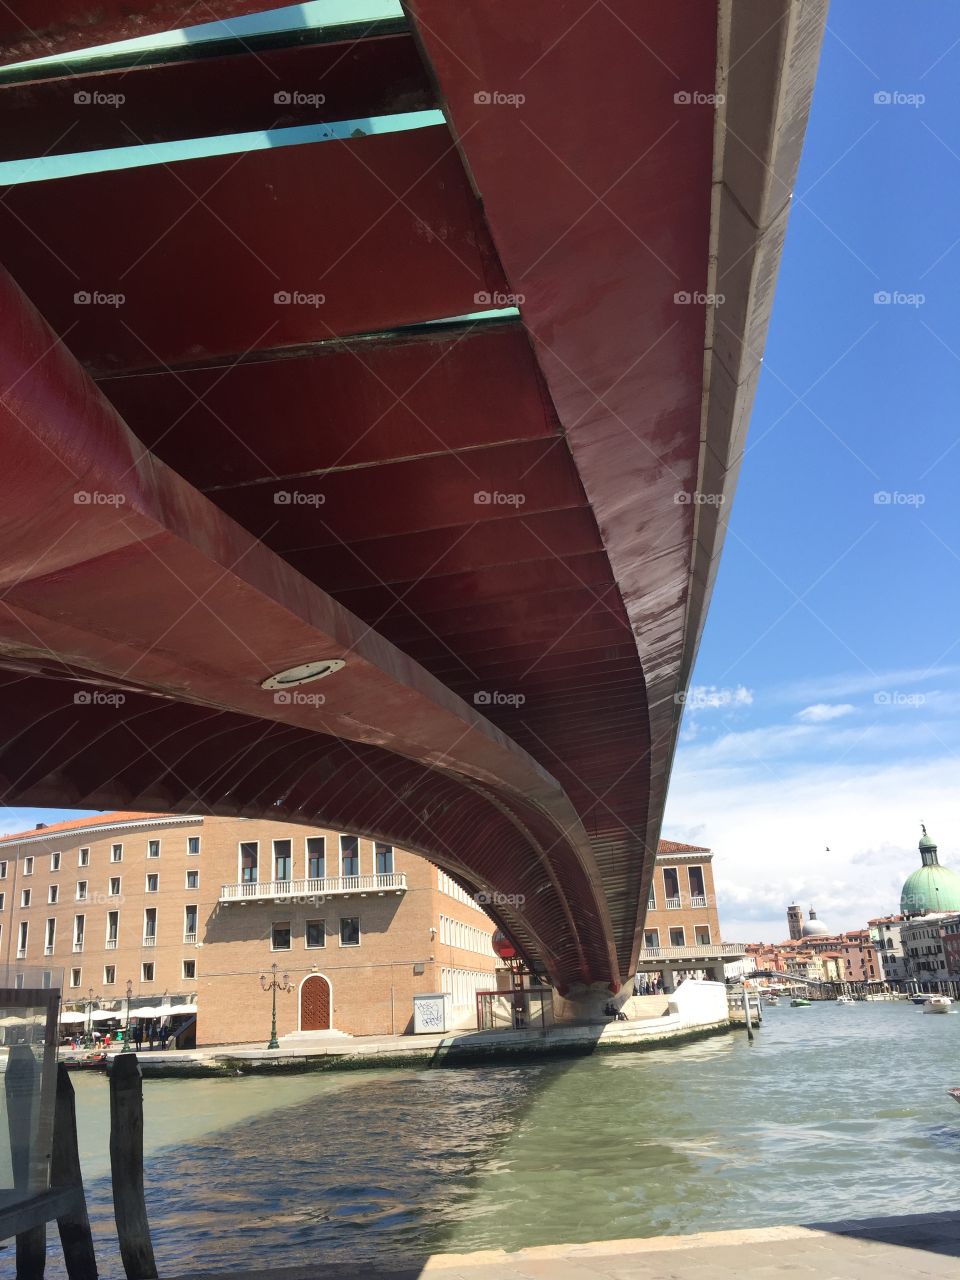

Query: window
left=340, top=916, right=360, bottom=947
left=184, top=905, right=198, bottom=942
left=23, top=856, right=34, bottom=876
left=109, top=877, right=121, bottom=896
left=688, top=865, right=706, bottom=900
left=669, top=927, right=685, bottom=946
left=51, top=852, right=61, bottom=871
left=48, top=885, right=58, bottom=904
left=182, top=959, right=196, bottom=980
left=0, top=861, right=6, bottom=878
left=20, top=889, right=31, bottom=908
left=143, top=908, right=157, bottom=943
left=186, top=870, right=199, bottom=890
left=273, top=839, right=292, bottom=882
left=104, top=966, right=116, bottom=985
left=146, top=873, right=159, bottom=893
left=78, top=848, right=90, bottom=867
left=375, top=842, right=394, bottom=875
left=44, top=918, right=55, bottom=955
left=271, top=921, right=291, bottom=950
left=306, top=919, right=325, bottom=948
left=76, top=880, right=88, bottom=901
left=111, top=844, right=122, bottom=862
left=644, top=929, right=659, bottom=948
left=187, top=835, right=200, bottom=855
left=17, top=921, right=28, bottom=956
left=307, top=836, right=325, bottom=879
left=695, top=925, right=711, bottom=945
left=141, top=962, right=154, bottom=982
left=663, top=867, right=680, bottom=902
left=648, top=885, right=656, bottom=910
left=73, top=915, right=85, bottom=951
left=0, top=893, right=4, bottom=911
left=106, top=911, right=119, bottom=947
left=70, top=967, right=81, bottom=988
left=340, top=835, right=359, bottom=878
left=147, top=839, right=160, bottom=859
left=240, top=841, right=258, bottom=883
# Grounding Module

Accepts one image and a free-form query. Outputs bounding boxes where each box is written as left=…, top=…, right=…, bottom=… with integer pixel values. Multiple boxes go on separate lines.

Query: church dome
left=900, top=826, right=960, bottom=916
left=801, top=907, right=829, bottom=937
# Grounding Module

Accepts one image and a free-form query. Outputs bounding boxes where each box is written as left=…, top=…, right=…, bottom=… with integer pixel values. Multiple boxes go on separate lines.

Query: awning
left=91, top=1009, right=122, bottom=1022
left=59, top=1011, right=87, bottom=1024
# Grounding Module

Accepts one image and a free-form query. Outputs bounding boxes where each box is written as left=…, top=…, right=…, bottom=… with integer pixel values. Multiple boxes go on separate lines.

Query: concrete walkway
left=175, top=1211, right=960, bottom=1279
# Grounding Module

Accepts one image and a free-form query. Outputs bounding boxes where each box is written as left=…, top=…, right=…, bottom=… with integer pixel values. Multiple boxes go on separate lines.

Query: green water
left=34, top=1002, right=960, bottom=1274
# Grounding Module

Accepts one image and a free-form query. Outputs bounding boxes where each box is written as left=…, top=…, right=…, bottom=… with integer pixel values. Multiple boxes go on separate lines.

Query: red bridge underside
left=0, top=2, right=718, bottom=992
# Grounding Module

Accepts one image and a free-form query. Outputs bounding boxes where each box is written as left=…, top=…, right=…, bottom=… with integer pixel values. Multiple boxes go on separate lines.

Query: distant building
left=800, top=907, right=830, bottom=938
left=869, top=916, right=907, bottom=985
left=637, top=840, right=745, bottom=989
left=901, top=914, right=953, bottom=993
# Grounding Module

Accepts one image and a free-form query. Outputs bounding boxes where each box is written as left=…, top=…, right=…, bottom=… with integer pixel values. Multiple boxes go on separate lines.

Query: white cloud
left=664, top=748, right=960, bottom=943
left=773, top=665, right=957, bottom=705
left=796, top=702, right=855, bottom=723
left=682, top=684, right=753, bottom=711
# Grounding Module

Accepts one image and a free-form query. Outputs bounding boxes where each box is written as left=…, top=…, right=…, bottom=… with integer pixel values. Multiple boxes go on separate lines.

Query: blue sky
left=664, top=0, right=960, bottom=939
left=2, top=1, right=955, bottom=942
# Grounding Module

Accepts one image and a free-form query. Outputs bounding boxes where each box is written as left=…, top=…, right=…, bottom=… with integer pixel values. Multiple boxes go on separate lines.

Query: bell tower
left=787, top=903, right=804, bottom=940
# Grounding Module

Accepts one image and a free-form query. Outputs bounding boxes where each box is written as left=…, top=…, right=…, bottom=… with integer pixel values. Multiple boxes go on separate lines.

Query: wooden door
left=300, top=975, right=331, bottom=1031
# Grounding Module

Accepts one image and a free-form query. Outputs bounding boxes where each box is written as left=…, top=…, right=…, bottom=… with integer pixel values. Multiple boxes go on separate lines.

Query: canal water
left=34, top=1002, right=960, bottom=1274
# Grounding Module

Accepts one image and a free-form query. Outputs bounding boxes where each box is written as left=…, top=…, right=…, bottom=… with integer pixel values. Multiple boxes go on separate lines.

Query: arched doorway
left=299, top=974, right=332, bottom=1031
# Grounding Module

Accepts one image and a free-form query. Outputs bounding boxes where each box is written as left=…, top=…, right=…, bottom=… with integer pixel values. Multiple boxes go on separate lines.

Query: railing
left=44, top=944, right=54, bottom=955
left=665, top=897, right=682, bottom=910
left=142, top=935, right=156, bottom=947
left=16, top=947, right=25, bottom=959
left=689, top=895, right=708, bottom=908
left=639, top=942, right=746, bottom=960
left=219, top=872, right=408, bottom=902
left=106, top=938, right=118, bottom=949
left=183, top=931, right=197, bottom=944
left=73, top=940, right=83, bottom=952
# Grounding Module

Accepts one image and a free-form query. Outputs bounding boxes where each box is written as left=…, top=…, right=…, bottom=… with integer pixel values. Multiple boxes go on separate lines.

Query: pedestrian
left=147, top=1020, right=155, bottom=1051
left=133, top=1021, right=143, bottom=1052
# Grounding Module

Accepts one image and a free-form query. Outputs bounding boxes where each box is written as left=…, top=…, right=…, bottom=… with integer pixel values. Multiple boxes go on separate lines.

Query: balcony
left=183, top=932, right=197, bottom=945
left=689, top=895, right=708, bottom=908
left=44, top=945, right=54, bottom=956
left=16, top=947, right=25, bottom=959
left=219, top=872, right=407, bottom=903
left=665, top=897, right=682, bottom=910
left=72, top=941, right=83, bottom=952
left=105, top=938, right=118, bottom=950
left=143, top=935, right=156, bottom=948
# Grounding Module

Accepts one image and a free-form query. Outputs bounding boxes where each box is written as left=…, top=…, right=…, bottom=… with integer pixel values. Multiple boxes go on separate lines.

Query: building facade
left=636, top=841, right=744, bottom=987
left=0, top=812, right=499, bottom=1043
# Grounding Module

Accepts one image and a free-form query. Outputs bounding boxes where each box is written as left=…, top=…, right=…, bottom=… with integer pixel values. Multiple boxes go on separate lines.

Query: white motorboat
left=836, top=995, right=854, bottom=1005
left=923, top=996, right=952, bottom=1014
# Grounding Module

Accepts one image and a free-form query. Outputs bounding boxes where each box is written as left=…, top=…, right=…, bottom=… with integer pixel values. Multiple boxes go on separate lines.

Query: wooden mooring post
left=109, top=1054, right=158, bottom=1280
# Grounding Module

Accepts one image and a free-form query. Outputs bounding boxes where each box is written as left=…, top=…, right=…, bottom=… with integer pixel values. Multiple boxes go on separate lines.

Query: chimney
left=35, top=822, right=46, bottom=830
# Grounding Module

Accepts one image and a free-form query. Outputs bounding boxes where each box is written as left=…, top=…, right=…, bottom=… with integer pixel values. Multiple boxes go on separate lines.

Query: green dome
left=900, top=864, right=960, bottom=916
left=920, top=825, right=937, bottom=852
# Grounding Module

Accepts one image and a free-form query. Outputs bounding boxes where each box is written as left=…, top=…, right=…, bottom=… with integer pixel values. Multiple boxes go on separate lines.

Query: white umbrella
left=91, top=1009, right=121, bottom=1022
left=167, top=1003, right=197, bottom=1014
left=59, top=1011, right=87, bottom=1024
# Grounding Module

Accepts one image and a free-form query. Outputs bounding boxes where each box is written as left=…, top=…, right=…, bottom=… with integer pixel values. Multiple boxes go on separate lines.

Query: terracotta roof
left=657, top=839, right=711, bottom=854
left=0, top=811, right=182, bottom=845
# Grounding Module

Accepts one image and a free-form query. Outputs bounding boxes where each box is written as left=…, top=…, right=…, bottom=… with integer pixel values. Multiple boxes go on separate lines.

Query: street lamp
left=86, top=987, right=95, bottom=1048
left=125, top=979, right=133, bottom=1043
left=259, top=963, right=292, bottom=1050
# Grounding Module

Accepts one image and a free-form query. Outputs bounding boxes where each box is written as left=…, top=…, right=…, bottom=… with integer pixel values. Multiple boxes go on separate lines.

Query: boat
left=923, top=996, right=952, bottom=1014
left=764, top=994, right=780, bottom=1006
left=790, top=998, right=812, bottom=1007
left=912, top=994, right=930, bottom=1005
left=60, top=1052, right=109, bottom=1070
left=947, top=1088, right=960, bottom=1105
left=836, top=995, right=854, bottom=1004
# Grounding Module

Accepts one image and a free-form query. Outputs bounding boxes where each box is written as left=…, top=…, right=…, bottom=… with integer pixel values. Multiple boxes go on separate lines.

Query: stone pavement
left=175, top=1211, right=960, bottom=1280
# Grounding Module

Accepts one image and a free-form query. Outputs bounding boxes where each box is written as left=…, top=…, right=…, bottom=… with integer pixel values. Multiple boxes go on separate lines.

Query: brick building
left=636, top=841, right=745, bottom=987
left=0, top=812, right=498, bottom=1043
